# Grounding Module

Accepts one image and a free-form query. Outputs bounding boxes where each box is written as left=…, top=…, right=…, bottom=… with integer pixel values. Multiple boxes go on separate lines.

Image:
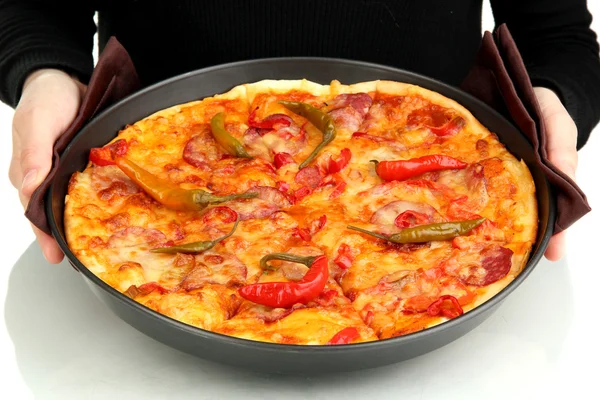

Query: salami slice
left=454, top=245, right=513, bottom=286
left=244, top=114, right=307, bottom=158
left=327, top=93, right=373, bottom=131
left=183, top=125, right=224, bottom=169
left=370, top=200, right=438, bottom=227
left=246, top=186, right=292, bottom=208
left=295, top=166, right=323, bottom=189
left=181, top=253, right=247, bottom=290
left=242, top=128, right=271, bottom=159
left=227, top=186, right=291, bottom=221
left=107, top=226, right=167, bottom=248
left=91, top=165, right=139, bottom=196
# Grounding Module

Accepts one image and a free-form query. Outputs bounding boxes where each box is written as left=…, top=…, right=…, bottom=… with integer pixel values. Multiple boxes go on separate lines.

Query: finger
left=540, top=101, right=578, bottom=181
left=544, top=231, right=565, bottom=262
left=32, top=223, right=64, bottom=264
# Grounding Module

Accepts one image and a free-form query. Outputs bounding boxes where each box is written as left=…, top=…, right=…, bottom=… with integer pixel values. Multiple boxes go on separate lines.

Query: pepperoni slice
left=244, top=115, right=306, bottom=158
left=295, top=166, right=323, bottom=189
left=327, top=93, right=373, bottom=131
left=202, top=206, right=238, bottom=226
left=370, top=200, right=437, bottom=228
left=91, top=166, right=139, bottom=200
left=242, top=128, right=271, bottom=159
left=252, top=304, right=306, bottom=323
left=227, top=186, right=291, bottom=220
left=246, top=186, right=292, bottom=208
left=460, top=245, right=513, bottom=286
left=406, top=104, right=465, bottom=137
left=183, top=126, right=224, bottom=169
left=107, top=227, right=167, bottom=248
left=181, top=253, right=247, bottom=290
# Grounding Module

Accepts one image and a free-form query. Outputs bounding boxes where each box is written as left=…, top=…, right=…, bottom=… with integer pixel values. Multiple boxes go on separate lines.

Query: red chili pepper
left=334, top=243, right=354, bottom=270
left=394, top=210, right=431, bottom=228
left=311, top=215, right=327, bottom=234
left=373, top=155, right=468, bottom=181
left=427, top=116, right=465, bottom=136
left=276, top=181, right=290, bottom=193
left=318, top=174, right=347, bottom=199
left=329, top=180, right=347, bottom=199
left=274, top=152, right=295, bottom=169
left=248, top=110, right=292, bottom=130
left=328, top=148, right=352, bottom=174
left=327, top=327, right=360, bottom=345
left=314, top=289, right=339, bottom=307
left=89, top=139, right=129, bottom=166
left=427, top=295, right=464, bottom=319
left=238, top=254, right=329, bottom=308
left=137, top=282, right=169, bottom=295
left=292, top=186, right=312, bottom=203
left=365, top=310, right=375, bottom=325
left=293, top=227, right=312, bottom=242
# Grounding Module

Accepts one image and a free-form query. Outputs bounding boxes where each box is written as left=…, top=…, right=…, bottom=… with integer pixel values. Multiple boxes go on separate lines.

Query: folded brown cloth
left=460, top=24, right=591, bottom=234
left=26, top=24, right=590, bottom=236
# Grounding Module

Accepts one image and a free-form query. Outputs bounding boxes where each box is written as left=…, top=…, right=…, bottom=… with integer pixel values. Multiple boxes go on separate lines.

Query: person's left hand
left=533, top=86, right=579, bottom=262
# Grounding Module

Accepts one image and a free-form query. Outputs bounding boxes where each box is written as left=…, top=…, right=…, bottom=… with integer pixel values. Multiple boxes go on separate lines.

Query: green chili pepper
left=278, top=100, right=336, bottom=169
left=210, top=112, right=252, bottom=158
left=347, top=218, right=486, bottom=244
left=115, top=157, right=257, bottom=211
left=150, top=218, right=240, bottom=254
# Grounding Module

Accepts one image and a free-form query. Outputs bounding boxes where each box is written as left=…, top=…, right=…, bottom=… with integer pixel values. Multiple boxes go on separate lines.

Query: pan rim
left=46, top=56, right=555, bottom=353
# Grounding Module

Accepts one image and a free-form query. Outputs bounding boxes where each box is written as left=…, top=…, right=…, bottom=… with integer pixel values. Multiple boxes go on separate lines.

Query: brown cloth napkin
left=25, top=37, right=140, bottom=234
left=460, top=24, right=591, bottom=234
left=26, top=24, right=590, bottom=236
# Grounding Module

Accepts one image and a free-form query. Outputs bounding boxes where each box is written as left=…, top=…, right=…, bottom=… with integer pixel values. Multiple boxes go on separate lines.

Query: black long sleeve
left=1, top=1, right=599, bottom=148
left=0, top=0, right=96, bottom=106
left=491, top=0, right=600, bottom=149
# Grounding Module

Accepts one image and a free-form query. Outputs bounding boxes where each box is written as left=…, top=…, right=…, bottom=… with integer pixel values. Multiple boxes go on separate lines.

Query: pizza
left=64, top=79, right=537, bottom=345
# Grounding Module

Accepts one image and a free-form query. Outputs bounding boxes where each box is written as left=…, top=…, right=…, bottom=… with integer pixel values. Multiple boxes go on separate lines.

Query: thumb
left=13, top=108, right=62, bottom=200
left=534, top=87, right=578, bottom=181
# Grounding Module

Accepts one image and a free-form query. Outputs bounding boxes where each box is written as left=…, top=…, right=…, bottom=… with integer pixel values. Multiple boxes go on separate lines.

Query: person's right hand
left=9, top=68, right=87, bottom=264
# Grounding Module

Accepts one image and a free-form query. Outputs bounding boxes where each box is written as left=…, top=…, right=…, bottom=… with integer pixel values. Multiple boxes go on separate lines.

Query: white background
left=1, top=2, right=599, bottom=399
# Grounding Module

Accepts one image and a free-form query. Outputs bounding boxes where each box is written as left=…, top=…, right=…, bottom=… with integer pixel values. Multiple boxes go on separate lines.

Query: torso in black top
left=96, top=0, right=483, bottom=88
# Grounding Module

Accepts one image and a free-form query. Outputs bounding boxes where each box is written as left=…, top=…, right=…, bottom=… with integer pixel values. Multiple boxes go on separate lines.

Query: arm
left=490, top=0, right=600, bottom=261
left=490, top=0, right=600, bottom=149
left=0, top=0, right=96, bottom=107
left=1, top=1, right=95, bottom=263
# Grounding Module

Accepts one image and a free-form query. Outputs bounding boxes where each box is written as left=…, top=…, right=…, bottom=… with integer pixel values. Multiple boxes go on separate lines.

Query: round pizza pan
left=46, top=58, right=555, bottom=374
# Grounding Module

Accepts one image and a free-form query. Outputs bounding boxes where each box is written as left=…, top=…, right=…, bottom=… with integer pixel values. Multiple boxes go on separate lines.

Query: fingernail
left=22, top=169, right=37, bottom=191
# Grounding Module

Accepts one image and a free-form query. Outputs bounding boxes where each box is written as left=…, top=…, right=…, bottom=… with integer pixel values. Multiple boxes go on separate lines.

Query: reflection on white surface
left=4, top=242, right=574, bottom=399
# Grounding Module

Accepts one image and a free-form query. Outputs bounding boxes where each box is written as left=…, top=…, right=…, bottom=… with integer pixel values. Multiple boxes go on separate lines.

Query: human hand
left=533, top=86, right=579, bottom=262
left=9, top=68, right=86, bottom=264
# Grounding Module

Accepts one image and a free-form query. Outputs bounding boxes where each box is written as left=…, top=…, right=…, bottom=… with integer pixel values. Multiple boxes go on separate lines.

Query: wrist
left=22, top=69, right=86, bottom=98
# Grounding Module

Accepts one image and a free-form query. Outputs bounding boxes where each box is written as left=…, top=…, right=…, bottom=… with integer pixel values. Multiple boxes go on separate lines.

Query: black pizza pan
left=46, top=58, right=555, bottom=374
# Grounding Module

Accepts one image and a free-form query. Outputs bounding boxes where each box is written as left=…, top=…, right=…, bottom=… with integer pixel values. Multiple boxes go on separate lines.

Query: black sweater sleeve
left=0, top=0, right=96, bottom=107
left=490, top=0, right=600, bottom=149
